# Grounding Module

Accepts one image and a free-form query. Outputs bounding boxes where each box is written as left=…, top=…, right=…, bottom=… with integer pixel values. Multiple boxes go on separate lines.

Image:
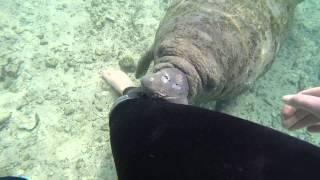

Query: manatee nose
left=141, top=74, right=155, bottom=89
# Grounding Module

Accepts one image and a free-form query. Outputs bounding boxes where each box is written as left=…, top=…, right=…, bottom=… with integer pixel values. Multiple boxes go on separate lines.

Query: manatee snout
left=141, top=68, right=189, bottom=104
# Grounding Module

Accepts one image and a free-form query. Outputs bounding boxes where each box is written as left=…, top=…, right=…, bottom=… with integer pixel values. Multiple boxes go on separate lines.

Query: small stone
left=91, top=0, right=100, bottom=7
left=0, top=111, right=12, bottom=129
left=63, top=105, right=75, bottom=116
left=56, top=4, right=67, bottom=10
left=96, top=136, right=103, bottom=143
left=36, top=97, right=44, bottom=104
left=105, top=15, right=115, bottom=23
left=94, top=99, right=105, bottom=111
left=118, top=55, right=136, bottom=73
left=76, top=158, right=85, bottom=170
left=16, top=100, right=29, bottom=110
left=64, top=125, right=71, bottom=133
left=95, top=48, right=105, bottom=56
left=100, top=123, right=109, bottom=131
left=45, top=58, right=58, bottom=68
left=37, top=34, right=44, bottom=39
left=0, top=56, right=8, bottom=66
left=23, top=154, right=31, bottom=161
left=12, top=26, right=25, bottom=34
left=0, top=67, right=4, bottom=81
left=95, top=21, right=105, bottom=29
left=3, top=60, right=22, bottom=78
left=40, top=40, right=48, bottom=45
left=17, top=113, right=40, bottom=131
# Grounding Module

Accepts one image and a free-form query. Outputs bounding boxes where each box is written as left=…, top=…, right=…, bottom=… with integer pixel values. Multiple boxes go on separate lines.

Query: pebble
left=12, top=26, right=25, bottom=34
left=94, top=99, right=105, bottom=111
left=37, top=34, right=44, bottom=39
left=63, top=105, right=75, bottom=116
left=0, top=68, right=4, bottom=81
left=105, top=15, right=115, bottom=23
left=0, top=111, right=12, bottom=129
left=3, top=60, right=22, bottom=78
left=76, top=158, right=85, bottom=170
left=40, top=40, right=48, bottom=45
left=95, top=48, right=105, bottom=56
left=45, top=58, right=58, bottom=68
left=100, top=123, right=109, bottom=131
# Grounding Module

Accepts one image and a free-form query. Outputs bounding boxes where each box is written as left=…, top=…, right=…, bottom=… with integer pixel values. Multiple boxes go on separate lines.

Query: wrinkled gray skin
left=136, top=0, right=304, bottom=104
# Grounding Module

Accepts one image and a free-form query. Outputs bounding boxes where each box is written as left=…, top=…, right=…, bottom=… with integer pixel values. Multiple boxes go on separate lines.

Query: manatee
left=136, top=0, right=304, bottom=104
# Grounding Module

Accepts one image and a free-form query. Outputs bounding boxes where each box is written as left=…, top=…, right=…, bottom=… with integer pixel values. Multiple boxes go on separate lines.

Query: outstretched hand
left=101, top=68, right=135, bottom=95
left=281, top=87, right=320, bottom=133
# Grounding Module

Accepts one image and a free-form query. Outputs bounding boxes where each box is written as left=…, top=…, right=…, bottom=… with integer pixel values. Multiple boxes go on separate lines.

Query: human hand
left=101, top=68, right=135, bottom=94
left=281, top=87, right=320, bottom=133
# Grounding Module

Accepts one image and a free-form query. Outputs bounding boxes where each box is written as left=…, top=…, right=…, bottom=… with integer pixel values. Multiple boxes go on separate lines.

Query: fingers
left=288, top=114, right=320, bottom=130
left=281, top=104, right=296, bottom=120
left=282, top=109, right=309, bottom=129
left=281, top=88, right=320, bottom=132
left=307, top=123, right=320, bottom=133
left=282, top=94, right=320, bottom=118
left=299, top=87, right=320, bottom=97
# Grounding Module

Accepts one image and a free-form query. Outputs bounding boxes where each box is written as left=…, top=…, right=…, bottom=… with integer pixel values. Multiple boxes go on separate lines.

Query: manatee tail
left=135, top=48, right=154, bottom=78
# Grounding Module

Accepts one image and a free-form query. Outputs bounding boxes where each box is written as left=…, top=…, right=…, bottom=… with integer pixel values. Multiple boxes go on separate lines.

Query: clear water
left=0, top=0, right=319, bottom=179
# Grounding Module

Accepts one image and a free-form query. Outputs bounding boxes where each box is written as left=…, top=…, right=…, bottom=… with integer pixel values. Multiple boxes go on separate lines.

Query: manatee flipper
left=135, top=48, right=154, bottom=78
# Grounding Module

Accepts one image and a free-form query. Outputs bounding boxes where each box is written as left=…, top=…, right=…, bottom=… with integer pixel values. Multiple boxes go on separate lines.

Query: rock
left=17, top=113, right=40, bottom=131
left=95, top=48, right=105, bottom=56
left=40, top=40, right=48, bottom=45
left=76, top=158, right=85, bottom=170
left=93, top=92, right=110, bottom=111
left=12, top=26, right=25, bottom=34
left=56, top=4, right=67, bottom=10
left=119, top=55, right=136, bottom=73
left=93, top=99, right=105, bottom=111
left=100, top=123, right=109, bottom=131
left=3, top=59, right=23, bottom=78
left=0, top=67, right=4, bottom=81
left=0, top=111, right=12, bottom=130
left=45, top=58, right=58, bottom=68
left=36, top=34, right=44, bottom=39
left=63, top=105, right=75, bottom=116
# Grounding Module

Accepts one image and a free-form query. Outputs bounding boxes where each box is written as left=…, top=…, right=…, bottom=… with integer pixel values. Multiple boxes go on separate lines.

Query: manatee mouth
left=140, top=68, right=189, bottom=101
left=141, top=74, right=166, bottom=98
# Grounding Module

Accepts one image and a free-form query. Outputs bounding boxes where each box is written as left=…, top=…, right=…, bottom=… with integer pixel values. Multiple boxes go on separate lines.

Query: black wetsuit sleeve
left=122, top=87, right=149, bottom=99
left=110, top=87, right=150, bottom=113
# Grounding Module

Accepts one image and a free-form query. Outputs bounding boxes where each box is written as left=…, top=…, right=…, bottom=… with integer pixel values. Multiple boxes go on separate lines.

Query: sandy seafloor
left=0, top=0, right=319, bottom=179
